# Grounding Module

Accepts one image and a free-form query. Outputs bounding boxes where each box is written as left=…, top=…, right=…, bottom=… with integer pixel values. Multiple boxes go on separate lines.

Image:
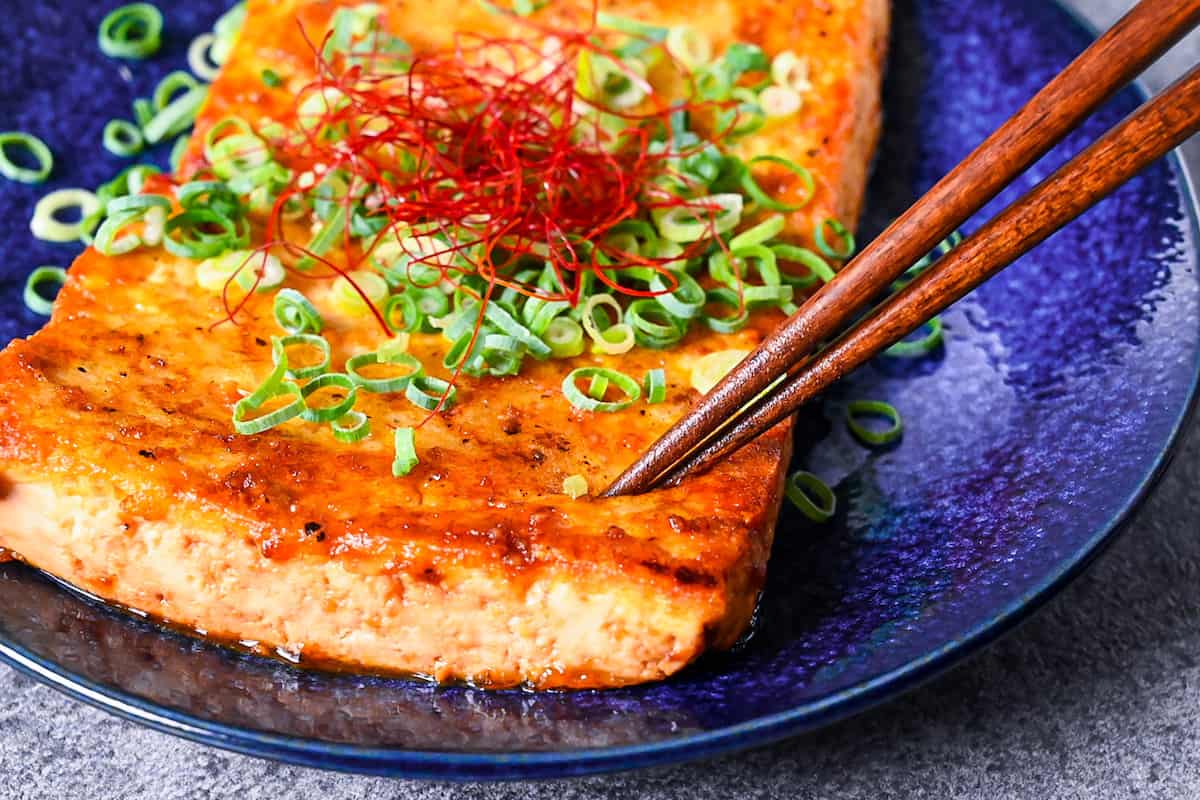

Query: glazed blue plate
left=0, top=0, right=1196, bottom=782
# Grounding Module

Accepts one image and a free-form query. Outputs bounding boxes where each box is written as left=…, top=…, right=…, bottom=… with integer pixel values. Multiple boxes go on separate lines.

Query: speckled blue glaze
left=0, top=0, right=1196, bottom=781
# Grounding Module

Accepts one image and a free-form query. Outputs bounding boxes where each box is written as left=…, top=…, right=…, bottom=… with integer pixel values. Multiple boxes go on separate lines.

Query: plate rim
left=1, top=1, right=1198, bottom=781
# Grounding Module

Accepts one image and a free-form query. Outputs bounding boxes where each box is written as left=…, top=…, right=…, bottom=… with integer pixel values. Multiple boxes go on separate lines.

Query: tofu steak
left=0, top=0, right=887, bottom=688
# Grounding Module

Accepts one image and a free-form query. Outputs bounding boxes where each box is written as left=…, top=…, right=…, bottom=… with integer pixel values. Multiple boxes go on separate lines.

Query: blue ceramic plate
left=0, top=0, right=1197, bottom=781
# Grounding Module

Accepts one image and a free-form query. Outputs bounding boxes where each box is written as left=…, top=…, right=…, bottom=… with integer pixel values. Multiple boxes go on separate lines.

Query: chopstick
left=603, top=0, right=1200, bottom=497
left=654, top=62, right=1200, bottom=487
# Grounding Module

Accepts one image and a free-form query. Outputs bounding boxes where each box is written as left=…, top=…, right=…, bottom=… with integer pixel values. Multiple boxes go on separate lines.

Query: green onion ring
left=23, top=266, right=67, bottom=316
left=626, top=299, right=685, bottom=349
left=816, top=218, right=856, bottom=260
left=383, top=292, right=421, bottom=333
left=885, top=317, right=944, bottom=358
left=392, top=427, right=419, bottom=477
left=272, top=289, right=324, bottom=335
left=785, top=471, right=836, bottom=522
left=846, top=400, right=903, bottom=446
left=562, top=367, right=641, bottom=412
left=299, top=373, right=358, bottom=423
left=652, top=194, right=743, bottom=243
left=103, top=119, right=144, bottom=157
left=346, top=349, right=423, bottom=393
left=153, top=71, right=202, bottom=111
left=729, top=214, right=786, bottom=250
left=187, top=33, right=222, bottom=81
left=543, top=317, right=585, bottom=358
left=413, top=290, right=450, bottom=330
left=648, top=270, right=705, bottom=319
left=772, top=243, right=836, bottom=287
left=484, top=301, right=552, bottom=359
left=30, top=189, right=101, bottom=243
left=0, top=132, right=54, bottom=183
left=274, top=334, right=331, bottom=381
left=106, top=193, right=171, bottom=215
left=132, top=98, right=154, bottom=128
left=405, top=375, right=457, bottom=412
left=740, top=155, right=815, bottom=212
left=169, top=135, right=190, bottom=174
left=645, top=368, right=667, bottom=404
left=331, top=410, right=371, bottom=443
left=93, top=210, right=145, bottom=255
left=233, top=380, right=304, bottom=435
left=703, top=287, right=750, bottom=334
left=163, top=208, right=242, bottom=259
left=98, top=3, right=163, bottom=59
left=143, top=85, right=208, bottom=145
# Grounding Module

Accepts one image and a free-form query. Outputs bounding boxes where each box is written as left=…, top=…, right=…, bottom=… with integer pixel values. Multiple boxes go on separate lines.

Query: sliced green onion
left=885, top=317, right=945, bottom=358
left=759, top=86, right=802, bottom=118
left=690, top=349, right=750, bottom=394
left=30, top=189, right=101, bottom=243
left=261, top=68, right=284, bottom=88
left=274, top=288, right=324, bottom=334
left=346, top=349, right=423, bottom=393
left=383, top=292, right=421, bottom=333
left=771, top=51, right=812, bottom=94
left=562, top=367, right=641, bottom=412
left=772, top=243, right=836, bottom=287
left=132, top=98, right=154, bottom=128
left=626, top=299, right=685, bottom=349
left=786, top=471, right=836, bottom=522
left=274, top=334, right=332, bottom=381
left=0, top=132, right=53, bottom=183
left=296, top=210, right=346, bottom=270
left=562, top=474, right=589, bottom=499
left=703, top=287, right=750, bottom=334
left=645, top=368, right=666, bottom=404
left=143, top=85, right=208, bottom=145
left=163, top=208, right=244, bottom=259
left=170, top=135, right=190, bottom=174
left=740, top=155, right=815, bottom=212
left=103, top=119, right=144, bottom=157
left=730, top=214, right=786, bottom=250
left=98, top=3, right=163, bottom=59
left=816, top=218, right=856, bottom=260
left=23, top=266, right=67, bottom=316
left=233, top=381, right=304, bottom=435
left=652, top=194, right=743, bottom=242
left=331, top=410, right=370, bottom=443
left=392, top=427, right=419, bottom=477
left=484, top=301, right=552, bottom=359
left=413, top=289, right=450, bottom=328
left=665, top=26, right=712, bottom=70
left=405, top=375, right=457, bottom=412
left=93, top=210, right=144, bottom=255
left=587, top=372, right=610, bottom=401
left=846, top=400, right=903, bottom=446
left=187, top=33, right=222, bottom=81
left=580, top=293, right=636, bottom=355
left=648, top=270, right=705, bottom=319
left=330, top=270, right=390, bottom=318
left=299, top=372, right=358, bottom=423
left=543, top=317, right=585, bottom=358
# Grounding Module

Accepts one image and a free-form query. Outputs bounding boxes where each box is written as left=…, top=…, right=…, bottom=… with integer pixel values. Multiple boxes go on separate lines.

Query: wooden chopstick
left=653, top=63, right=1200, bottom=487
left=603, top=0, right=1200, bottom=497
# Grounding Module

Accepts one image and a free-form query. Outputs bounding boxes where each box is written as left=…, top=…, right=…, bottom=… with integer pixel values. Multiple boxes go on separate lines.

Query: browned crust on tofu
left=0, top=0, right=887, bottom=688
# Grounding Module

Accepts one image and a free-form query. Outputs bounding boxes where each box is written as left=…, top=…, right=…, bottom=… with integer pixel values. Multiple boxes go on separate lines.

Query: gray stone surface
left=1, top=1, right=1198, bottom=797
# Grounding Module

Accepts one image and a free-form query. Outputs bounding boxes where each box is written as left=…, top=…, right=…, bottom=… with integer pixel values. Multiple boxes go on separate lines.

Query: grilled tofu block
left=0, top=0, right=887, bottom=688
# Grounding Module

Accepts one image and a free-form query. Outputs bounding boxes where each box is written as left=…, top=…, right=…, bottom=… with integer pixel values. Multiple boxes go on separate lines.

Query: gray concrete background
left=2, top=1, right=1198, bottom=797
